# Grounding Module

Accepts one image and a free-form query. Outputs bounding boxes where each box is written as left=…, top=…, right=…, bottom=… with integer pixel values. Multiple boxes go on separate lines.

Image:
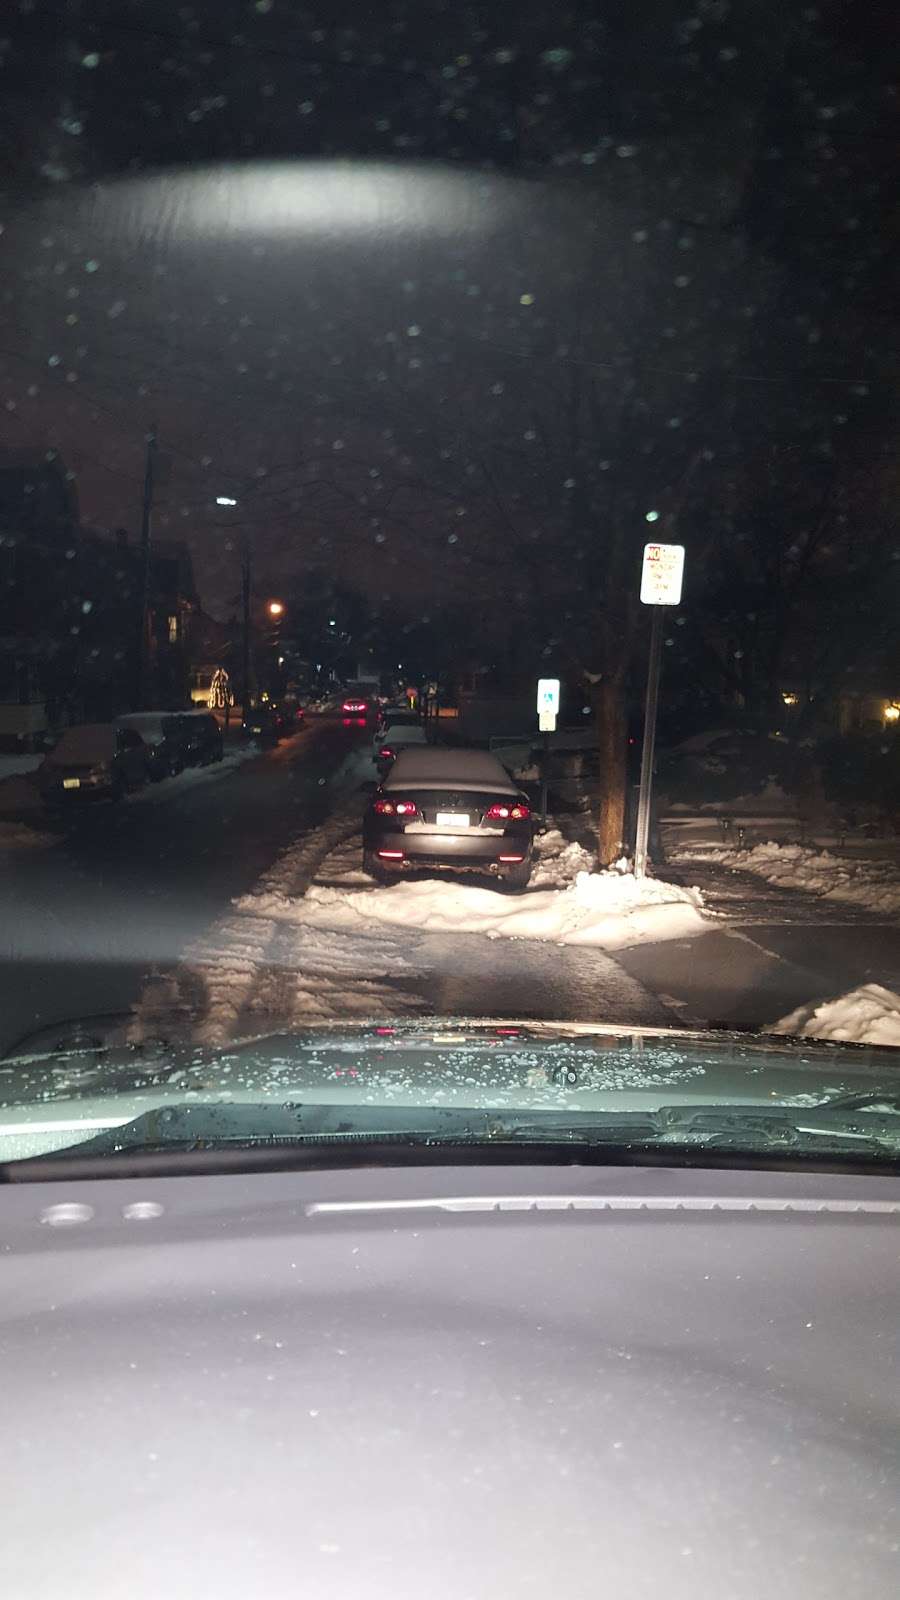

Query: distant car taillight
left=485, top=801, right=530, bottom=820
left=373, top=798, right=419, bottom=817
left=378, top=746, right=395, bottom=761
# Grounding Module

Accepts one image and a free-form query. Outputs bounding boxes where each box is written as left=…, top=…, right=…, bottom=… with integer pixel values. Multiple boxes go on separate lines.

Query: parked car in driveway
left=167, top=711, right=224, bottom=767
left=363, top=745, right=535, bottom=888
left=38, top=723, right=150, bottom=804
left=114, top=712, right=186, bottom=781
left=374, top=720, right=429, bottom=777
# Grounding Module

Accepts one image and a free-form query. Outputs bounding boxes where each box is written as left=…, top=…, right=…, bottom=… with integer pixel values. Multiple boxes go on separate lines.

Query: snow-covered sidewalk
left=127, top=742, right=258, bottom=804
left=666, top=827, right=900, bottom=921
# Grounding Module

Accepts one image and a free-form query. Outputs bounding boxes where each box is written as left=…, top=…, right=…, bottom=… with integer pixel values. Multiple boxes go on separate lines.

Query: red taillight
left=378, top=746, right=395, bottom=761
left=373, top=798, right=418, bottom=817
left=485, top=801, right=530, bottom=821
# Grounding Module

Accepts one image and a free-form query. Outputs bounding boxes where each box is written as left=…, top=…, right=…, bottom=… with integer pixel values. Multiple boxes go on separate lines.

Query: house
left=0, top=449, right=81, bottom=747
left=836, top=686, right=900, bottom=734
left=77, top=529, right=200, bottom=717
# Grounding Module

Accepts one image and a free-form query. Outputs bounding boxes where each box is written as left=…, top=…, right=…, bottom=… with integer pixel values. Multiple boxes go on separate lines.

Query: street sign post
left=536, top=678, right=560, bottom=731
left=536, top=678, right=560, bottom=823
left=634, top=543, right=685, bottom=879
left=639, top=541, right=684, bottom=607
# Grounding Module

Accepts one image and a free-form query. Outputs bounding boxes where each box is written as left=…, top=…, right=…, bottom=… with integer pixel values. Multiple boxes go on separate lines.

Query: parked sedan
left=373, top=720, right=429, bottom=777
left=167, top=711, right=224, bottom=767
left=374, top=704, right=421, bottom=741
left=363, top=746, right=534, bottom=888
left=38, top=723, right=150, bottom=804
left=114, top=712, right=185, bottom=781
left=241, top=703, right=282, bottom=744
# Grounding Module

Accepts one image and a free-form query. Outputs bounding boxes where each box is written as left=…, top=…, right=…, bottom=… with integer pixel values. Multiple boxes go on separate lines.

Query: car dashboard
left=2, top=1160, right=898, bottom=1598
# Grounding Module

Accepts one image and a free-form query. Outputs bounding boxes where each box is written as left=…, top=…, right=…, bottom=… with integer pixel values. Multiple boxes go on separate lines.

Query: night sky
left=1, top=2, right=896, bottom=647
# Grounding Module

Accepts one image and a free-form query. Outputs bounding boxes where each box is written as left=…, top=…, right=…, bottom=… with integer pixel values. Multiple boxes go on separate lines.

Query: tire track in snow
left=128, top=800, right=425, bottom=1045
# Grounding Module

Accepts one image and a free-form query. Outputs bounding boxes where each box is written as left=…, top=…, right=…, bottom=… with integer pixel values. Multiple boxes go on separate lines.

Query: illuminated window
left=168, top=614, right=178, bottom=644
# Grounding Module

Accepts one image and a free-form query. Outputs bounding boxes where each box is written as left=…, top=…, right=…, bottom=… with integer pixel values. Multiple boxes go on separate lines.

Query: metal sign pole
left=633, top=604, right=664, bottom=880
left=540, top=730, right=550, bottom=826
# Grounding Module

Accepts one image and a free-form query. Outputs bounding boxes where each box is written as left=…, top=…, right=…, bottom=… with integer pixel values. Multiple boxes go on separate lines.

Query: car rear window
left=384, top=749, right=517, bottom=792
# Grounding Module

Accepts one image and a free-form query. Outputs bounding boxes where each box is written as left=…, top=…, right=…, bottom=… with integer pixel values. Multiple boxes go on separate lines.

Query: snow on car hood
left=2, top=1020, right=900, bottom=1163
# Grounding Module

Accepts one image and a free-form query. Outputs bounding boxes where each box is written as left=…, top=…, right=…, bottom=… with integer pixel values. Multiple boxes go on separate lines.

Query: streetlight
left=267, top=599, right=285, bottom=618
left=216, top=495, right=238, bottom=507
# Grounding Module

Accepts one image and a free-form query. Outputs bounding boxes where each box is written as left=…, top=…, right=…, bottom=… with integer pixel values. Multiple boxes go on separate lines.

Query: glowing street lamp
left=216, top=495, right=238, bottom=507
left=884, top=703, right=900, bottom=724
left=267, top=599, right=285, bottom=618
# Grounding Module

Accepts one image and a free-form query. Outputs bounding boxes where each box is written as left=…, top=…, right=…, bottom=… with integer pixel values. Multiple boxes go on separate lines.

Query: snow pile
left=248, top=862, right=705, bottom=951
left=688, top=840, right=900, bottom=918
left=530, top=827, right=595, bottom=888
left=772, top=984, right=900, bottom=1048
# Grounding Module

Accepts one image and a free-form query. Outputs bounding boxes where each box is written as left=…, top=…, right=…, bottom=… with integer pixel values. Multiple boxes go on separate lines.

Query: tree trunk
left=594, top=675, right=628, bottom=865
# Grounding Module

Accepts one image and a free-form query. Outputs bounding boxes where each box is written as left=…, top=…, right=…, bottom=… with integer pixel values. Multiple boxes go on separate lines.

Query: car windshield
left=1, top=4, right=898, bottom=1167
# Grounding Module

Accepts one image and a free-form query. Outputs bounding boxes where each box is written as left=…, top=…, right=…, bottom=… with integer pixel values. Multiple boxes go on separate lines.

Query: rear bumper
left=364, top=824, right=531, bottom=870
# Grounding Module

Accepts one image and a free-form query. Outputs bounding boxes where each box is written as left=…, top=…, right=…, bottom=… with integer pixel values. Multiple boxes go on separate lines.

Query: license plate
left=63, top=778, right=81, bottom=790
left=436, top=812, right=469, bottom=827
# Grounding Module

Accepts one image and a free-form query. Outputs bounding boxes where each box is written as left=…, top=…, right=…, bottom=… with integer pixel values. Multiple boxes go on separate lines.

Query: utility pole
left=633, top=606, right=664, bottom=880
left=241, top=539, right=253, bottom=715
left=135, top=426, right=156, bottom=711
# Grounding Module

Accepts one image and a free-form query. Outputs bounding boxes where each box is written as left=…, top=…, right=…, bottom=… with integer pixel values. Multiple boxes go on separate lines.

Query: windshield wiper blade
left=4, top=1098, right=900, bottom=1181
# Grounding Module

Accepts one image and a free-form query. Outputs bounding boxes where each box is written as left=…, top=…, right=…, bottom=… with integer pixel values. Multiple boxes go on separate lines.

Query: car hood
left=2, top=1019, right=900, bottom=1164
